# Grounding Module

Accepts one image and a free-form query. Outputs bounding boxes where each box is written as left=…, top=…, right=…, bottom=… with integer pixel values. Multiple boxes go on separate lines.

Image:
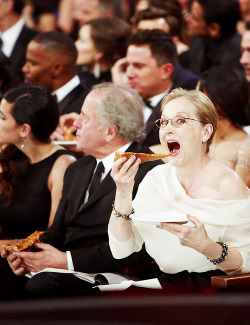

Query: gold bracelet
left=112, top=201, right=134, bottom=221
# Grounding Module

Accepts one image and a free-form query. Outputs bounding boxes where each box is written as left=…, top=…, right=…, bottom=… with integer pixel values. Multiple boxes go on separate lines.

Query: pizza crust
left=2, top=231, right=44, bottom=252
left=114, top=151, right=172, bottom=164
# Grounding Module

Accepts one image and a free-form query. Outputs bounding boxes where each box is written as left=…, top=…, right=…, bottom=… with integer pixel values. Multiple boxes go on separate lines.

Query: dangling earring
left=21, top=138, right=25, bottom=150
left=93, top=61, right=100, bottom=79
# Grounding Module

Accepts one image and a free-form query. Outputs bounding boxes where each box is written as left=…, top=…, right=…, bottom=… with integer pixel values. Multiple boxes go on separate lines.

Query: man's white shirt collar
left=53, top=75, right=81, bottom=102
left=147, top=89, right=171, bottom=108
left=143, top=88, right=171, bottom=122
left=0, top=18, right=25, bottom=57
left=96, top=142, right=132, bottom=180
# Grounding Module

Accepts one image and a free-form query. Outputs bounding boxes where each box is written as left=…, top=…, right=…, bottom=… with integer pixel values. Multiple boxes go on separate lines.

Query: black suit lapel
left=74, top=157, right=97, bottom=212
left=58, top=84, right=85, bottom=115
left=145, top=100, right=162, bottom=135
left=84, top=171, right=115, bottom=207
left=83, top=143, right=145, bottom=207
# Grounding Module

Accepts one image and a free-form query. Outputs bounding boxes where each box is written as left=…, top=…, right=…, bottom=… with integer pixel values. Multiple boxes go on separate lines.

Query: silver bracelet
left=112, top=201, right=134, bottom=221
left=209, top=242, right=228, bottom=265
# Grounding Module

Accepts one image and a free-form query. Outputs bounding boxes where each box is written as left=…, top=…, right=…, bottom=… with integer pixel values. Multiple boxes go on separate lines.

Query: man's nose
left=73, top=116, right=81, bottom=129
left=240, top=51, right=248, bottom=65
left=22, top=62, right=29, bottom=73
left=126, top=65, right=135, bottom=78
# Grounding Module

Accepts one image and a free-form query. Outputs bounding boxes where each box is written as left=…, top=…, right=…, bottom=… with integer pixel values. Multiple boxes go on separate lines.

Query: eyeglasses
left=154, top=116, right=207, bottom=129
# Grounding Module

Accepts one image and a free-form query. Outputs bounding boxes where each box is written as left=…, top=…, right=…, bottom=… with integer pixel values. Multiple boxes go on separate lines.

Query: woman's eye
left=176, top=118, right=186, bottom=125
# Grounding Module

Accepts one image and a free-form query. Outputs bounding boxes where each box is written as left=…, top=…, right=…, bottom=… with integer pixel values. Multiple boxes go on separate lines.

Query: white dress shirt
left=67, top=142, right=132, bottom=270
left=52, top=75, right=81, bottom=102
left=143, top=90, right=171, bottom=123
left=0, top=18, right=25, bottom=57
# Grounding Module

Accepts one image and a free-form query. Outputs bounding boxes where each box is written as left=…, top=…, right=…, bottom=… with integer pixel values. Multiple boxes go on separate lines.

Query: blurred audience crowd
left=0, top=0, right=249, bottom=299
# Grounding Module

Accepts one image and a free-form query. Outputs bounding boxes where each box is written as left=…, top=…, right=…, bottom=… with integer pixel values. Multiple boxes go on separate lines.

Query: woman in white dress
left=108, top=88, right=250, bottom=287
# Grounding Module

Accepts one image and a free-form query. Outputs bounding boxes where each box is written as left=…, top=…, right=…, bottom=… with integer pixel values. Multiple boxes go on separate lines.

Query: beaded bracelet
left=209, top=241, right=228, bottom=265
left=112, top=202, right=134, bottom=221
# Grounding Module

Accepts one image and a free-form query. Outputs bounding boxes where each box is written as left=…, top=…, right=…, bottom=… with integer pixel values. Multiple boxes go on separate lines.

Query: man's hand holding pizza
left=1, top=242, right=68, bottom=275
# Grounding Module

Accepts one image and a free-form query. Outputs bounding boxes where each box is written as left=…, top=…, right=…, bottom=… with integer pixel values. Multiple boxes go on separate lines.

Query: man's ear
left=95, top=51, right=104, bottom=62
left=161, top=63, right=174, bottom=81
left=208, top=23, right=221, bottom=38
left=52, top=64, right=64, bottom=77
left=20, top=123, right=32, bottom=137
left=104, top=124, right=119, bottom=142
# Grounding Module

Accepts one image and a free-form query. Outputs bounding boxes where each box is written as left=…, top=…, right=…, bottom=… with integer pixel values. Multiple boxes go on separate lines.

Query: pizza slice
left=114, top=151, right=172, bottom=164
left=63, top=127, right=76, bottom=141
left=2, top=231, right=44, bottom=252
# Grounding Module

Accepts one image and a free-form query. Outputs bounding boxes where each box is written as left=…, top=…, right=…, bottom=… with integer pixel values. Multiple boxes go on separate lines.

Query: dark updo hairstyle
left=198, top=66, right=250, bottom=128
left=0, top=85, right=59, bottom=205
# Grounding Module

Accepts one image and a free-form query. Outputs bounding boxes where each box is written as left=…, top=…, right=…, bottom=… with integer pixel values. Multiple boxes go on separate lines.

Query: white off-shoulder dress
left=109, top=164, right=250, bottom=274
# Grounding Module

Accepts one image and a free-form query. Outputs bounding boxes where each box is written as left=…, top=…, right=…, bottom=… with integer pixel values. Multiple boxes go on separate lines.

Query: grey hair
left=92, top=83, right=146, bottom=142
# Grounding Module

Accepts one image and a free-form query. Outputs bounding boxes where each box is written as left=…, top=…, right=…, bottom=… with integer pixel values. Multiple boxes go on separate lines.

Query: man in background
left=180, top=0, right=242, bottom=75
left=0, top=0, right=37, bottom=80
left=22, top=31, right=88, bottom=115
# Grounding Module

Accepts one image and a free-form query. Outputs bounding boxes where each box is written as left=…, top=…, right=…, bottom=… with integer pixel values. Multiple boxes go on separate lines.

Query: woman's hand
left=111, top=155, right=141, bottom=197
left=108, top=155, right=141, bottom=242
left=50, top=112, right=79, bottom=141
left=157, top=214, right=211, bottom=253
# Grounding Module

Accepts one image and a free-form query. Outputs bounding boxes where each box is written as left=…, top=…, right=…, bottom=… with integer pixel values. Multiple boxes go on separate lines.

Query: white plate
left=131, top=212, right=188, bottom=225
left=53, top=141, right=77, bottom=146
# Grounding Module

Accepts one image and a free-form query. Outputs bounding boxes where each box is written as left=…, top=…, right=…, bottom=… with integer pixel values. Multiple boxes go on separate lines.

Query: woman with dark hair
left=0, top=85, right=77, bottom=251
left=197, top=66, right=250, bottom=187
left=75, top=17, right=132, bottom=89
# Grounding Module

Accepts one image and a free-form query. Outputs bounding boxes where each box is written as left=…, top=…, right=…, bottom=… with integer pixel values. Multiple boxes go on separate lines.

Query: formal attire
left=142, top=92, right=169, bottom=147
left=53, top=76, right=88, bottom=115
left=77, top=66, right=112, bottom=91
left=0, top=149, right=77, bottom=297
left=109, top=163, right=250, bottom=285
left=0, top=19, right=38, bottom=81
left=4, top=143, right=163, bottom=297
left=179, top=33, right=242, bottom=76
left=172, top=63, right=198, bottom=90
left=0, top=150, right=76, bottom=240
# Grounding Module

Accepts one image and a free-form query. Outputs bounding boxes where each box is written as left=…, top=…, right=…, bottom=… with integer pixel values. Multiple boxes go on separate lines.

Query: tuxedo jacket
left=172, top=63, right=198, bottom=90
left=179, top=33, right=242, bottom=76
left=142, top=101, right=162, bottom=147
left=41, top=142, right=164, bottom=273
left=10, top=25, right=38, bottom=81
left=58, top=83, right=88, bottom=115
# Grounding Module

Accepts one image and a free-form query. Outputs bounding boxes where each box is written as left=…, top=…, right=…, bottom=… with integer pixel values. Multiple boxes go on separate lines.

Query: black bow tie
left=144, top=100, right=154, bottom=109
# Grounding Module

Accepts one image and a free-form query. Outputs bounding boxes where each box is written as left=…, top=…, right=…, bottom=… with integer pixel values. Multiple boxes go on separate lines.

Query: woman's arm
left=159, top=215, right=244, bottom=274
left=57, top=0, right=74, bottom=35
left=47, top=153, right=76, bottom=227
left=108, top=155, right=140, bottom=242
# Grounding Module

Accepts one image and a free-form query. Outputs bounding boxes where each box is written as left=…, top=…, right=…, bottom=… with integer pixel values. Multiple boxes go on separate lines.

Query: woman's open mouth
left=167, top=140, right=180, bottom=156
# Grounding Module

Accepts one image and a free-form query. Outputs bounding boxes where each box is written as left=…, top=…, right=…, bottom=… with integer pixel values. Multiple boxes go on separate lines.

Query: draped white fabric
left=109, top=164, right=250, bottom=274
